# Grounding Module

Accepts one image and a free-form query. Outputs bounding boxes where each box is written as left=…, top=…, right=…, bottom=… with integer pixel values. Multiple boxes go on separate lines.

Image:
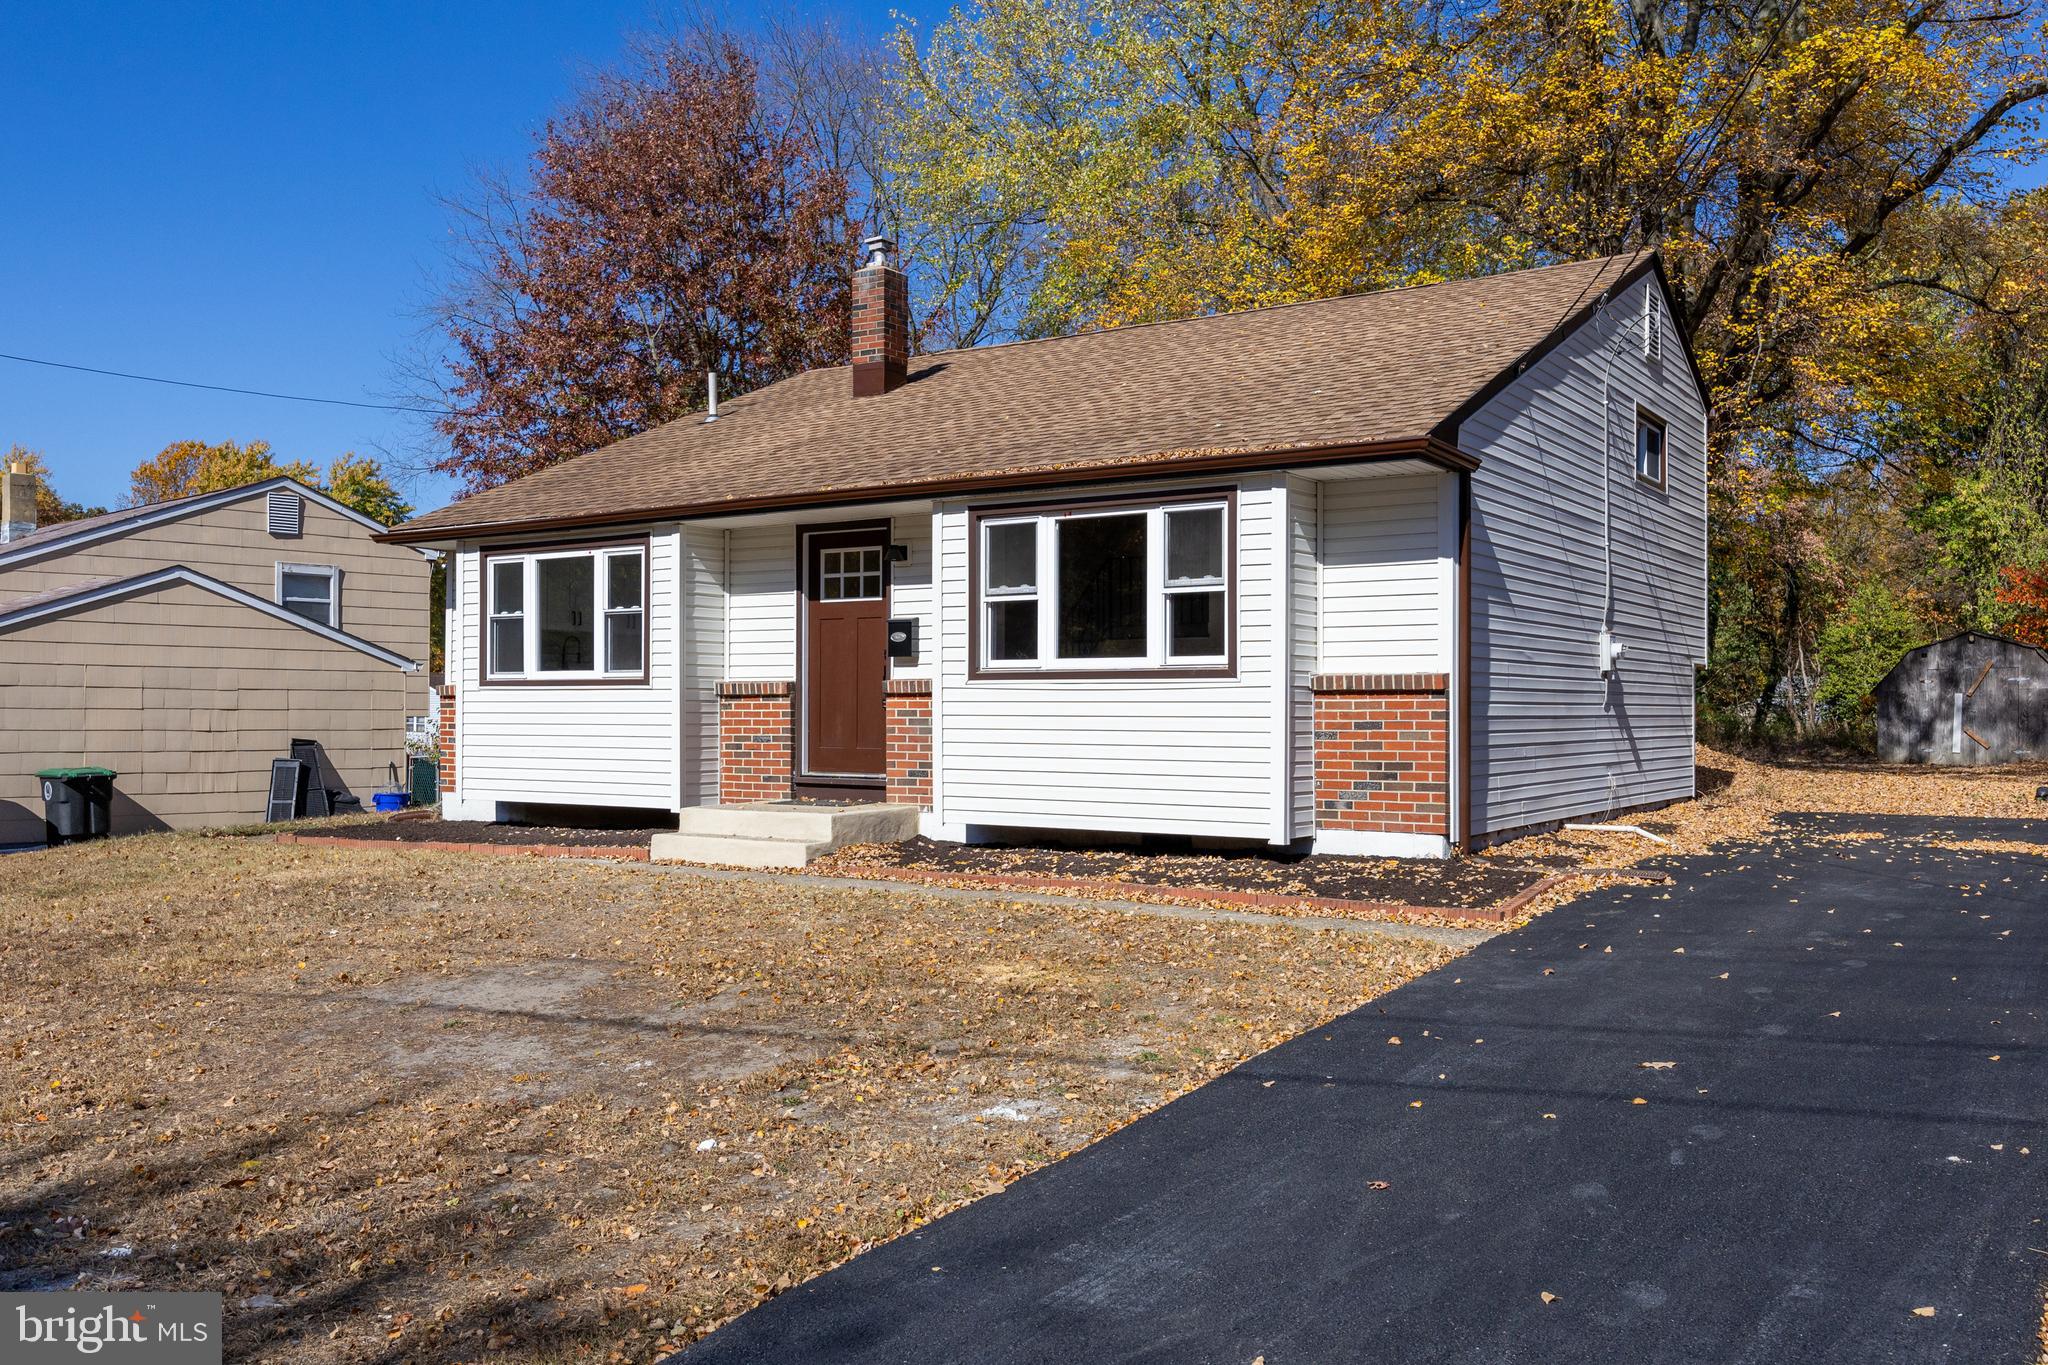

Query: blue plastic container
left=372, top=792, right=409, bottom=813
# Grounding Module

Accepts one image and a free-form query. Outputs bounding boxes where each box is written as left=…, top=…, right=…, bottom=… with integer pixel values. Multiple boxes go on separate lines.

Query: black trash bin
left=36, top=767, right=117, bottom=845
left=409, top=755, right=438, bottom=808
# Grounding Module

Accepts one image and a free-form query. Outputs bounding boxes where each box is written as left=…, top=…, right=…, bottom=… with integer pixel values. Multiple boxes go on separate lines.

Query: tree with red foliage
left=1995, top=566, right=2048, bottom=647
left=429, top=39, right=855, bottom=491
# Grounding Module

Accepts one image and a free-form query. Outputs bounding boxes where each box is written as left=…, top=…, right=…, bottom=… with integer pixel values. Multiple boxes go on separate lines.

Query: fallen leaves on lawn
left=0, top=835, right=1458, bottom=1364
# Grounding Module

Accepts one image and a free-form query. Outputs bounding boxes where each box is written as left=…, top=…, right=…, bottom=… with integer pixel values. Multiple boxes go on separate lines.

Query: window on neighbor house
left=1636, top=413, right=1667, bottom=487
left=276, top=564, right=339, bottom=627
left=483, top=544, right=646, bottom=681
left=972, top=493, right=1233, bottom=674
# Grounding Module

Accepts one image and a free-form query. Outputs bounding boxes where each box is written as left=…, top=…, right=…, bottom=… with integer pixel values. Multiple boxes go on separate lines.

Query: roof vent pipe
left=704, top=372, right=719, bottom=423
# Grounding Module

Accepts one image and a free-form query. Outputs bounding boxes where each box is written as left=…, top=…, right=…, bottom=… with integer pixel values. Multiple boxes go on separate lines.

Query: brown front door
left=802, top=527, right=889, bottom=781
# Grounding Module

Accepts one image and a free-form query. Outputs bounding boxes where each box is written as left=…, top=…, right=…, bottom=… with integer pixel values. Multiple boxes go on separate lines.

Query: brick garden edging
left=274, top=832, right=650, bottom=862
left=274, top=830, right=1671, bottom=925
left=816, top=862, right=1537, bottom=925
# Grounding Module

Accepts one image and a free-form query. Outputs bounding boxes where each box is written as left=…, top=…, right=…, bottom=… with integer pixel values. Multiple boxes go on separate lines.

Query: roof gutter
left=377, top=436, right=1475, bottom=545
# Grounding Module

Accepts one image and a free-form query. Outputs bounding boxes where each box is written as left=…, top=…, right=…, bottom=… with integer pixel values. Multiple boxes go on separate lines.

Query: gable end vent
left=1644, top=290, right=1664, bottom=365
left=267, top=489, right=303, bottom=537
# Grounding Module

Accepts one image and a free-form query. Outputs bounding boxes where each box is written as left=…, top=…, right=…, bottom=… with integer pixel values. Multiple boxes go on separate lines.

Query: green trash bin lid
left=35, top=766, right=117, bottom=779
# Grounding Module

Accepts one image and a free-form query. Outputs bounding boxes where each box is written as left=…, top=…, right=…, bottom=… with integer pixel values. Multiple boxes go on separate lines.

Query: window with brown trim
left=481, top=541, right=648, bottom=683
left=970, top=490, right=1236, bottom=677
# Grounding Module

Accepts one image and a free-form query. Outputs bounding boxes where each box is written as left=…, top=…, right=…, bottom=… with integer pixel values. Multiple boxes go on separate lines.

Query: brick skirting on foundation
left=884, top=678, right=934, bottom=810
left=436, top=685, right=456, bottom=796
left=1312, top=673, right=1450, bottom=839
left=717, top=681, right=794, bottom=804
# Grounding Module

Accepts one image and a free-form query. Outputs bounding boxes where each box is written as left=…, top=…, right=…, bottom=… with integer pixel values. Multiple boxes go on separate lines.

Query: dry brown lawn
left=5, top=745, right=2043, bottom=1362
left=0, top=836, right=1455, bottom=1362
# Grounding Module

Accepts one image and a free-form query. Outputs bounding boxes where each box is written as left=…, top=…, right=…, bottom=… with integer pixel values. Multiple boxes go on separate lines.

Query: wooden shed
left=1874, top=630, right=2048, bottom=765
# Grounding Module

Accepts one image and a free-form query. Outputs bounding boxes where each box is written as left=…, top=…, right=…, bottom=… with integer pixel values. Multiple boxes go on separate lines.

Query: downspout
left=1456, top=471, right=1473, bottom=852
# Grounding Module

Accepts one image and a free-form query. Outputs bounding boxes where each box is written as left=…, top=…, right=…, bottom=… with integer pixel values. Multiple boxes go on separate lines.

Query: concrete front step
left=653, top=802, right=921, bottom=868
left=672, top=802, right=921, bottom=845
left=649, top=833, right=836, bottom=869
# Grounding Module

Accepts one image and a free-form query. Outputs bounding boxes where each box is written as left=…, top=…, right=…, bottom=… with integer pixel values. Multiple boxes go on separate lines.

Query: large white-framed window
left=481, top=541, right=647, bottom=683
left=275, top=563, right=340, bottom=627
left=970, top=491, right=1235, bottom=676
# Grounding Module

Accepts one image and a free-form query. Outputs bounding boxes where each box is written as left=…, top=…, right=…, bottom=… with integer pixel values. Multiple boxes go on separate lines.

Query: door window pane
left=1168, top=591, right=1227, bottom=657
left=988, top=600, right=1038, bottom=661
left=1057, top=513, right=1147, bottom=659
left=536, top=556, right=595, bottom=671
left=1166, top=507, right=1224, bottom=584
left=608, top=552, right=643, bottom=610
left=819, top=546, right=884, bottom=601
left=985, top=521, right=1037, bottom=593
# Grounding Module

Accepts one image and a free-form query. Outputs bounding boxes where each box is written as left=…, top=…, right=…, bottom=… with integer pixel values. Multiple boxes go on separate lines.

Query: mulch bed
left=814, top=837, right=1556, bottom=923
left=275, top=818, right=656, bottom=861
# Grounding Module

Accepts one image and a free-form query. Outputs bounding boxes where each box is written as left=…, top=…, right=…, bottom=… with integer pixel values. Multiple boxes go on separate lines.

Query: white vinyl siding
left=725, top=525, right=798, bottom=681
left=935, top=475, right=1287, bottom=842
left=1287, top=475, right=1317, bottom=835
left=1457, top=273, right=1708, bottom=837
left=451, top=528, right=682, bottom=810
left=887, top=511, right=936, bottom=680
left=680, top=526, right=727, bottom=806
left=1317, top=471, right=1450, bottom=673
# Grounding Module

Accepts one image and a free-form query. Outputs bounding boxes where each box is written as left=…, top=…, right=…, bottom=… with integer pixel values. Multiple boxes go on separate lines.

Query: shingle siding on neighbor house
left=0, top=580, right=412, bottom=843
left=0, top=491, right=430, bottom=668
left=1457, top=273, right=1709, bottom=838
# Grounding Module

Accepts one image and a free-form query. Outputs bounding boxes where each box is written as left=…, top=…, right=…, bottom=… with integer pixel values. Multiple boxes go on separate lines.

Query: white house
left=385, top=247, right=1708, bottom=859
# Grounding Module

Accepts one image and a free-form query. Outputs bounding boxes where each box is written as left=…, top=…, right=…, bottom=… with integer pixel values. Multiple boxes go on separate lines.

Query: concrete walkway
left=671, top=814, right=2048, bottom=1365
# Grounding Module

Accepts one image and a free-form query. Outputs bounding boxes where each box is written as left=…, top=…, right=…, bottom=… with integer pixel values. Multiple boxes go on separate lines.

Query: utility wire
left=0, top=350, right=451, bottom=415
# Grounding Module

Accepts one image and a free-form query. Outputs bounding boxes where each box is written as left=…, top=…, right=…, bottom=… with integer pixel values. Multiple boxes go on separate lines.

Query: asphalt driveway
left=676, top=814, right=2048, bottom=1365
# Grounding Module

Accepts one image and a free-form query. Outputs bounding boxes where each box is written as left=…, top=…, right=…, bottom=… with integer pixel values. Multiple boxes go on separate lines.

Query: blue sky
left=4, top=6, right=2042, bottom=520
left=0, top=1, right=905, bottom=518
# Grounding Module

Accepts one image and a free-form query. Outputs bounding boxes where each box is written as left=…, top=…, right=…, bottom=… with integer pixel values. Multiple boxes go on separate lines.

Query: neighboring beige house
left=0, top=464, right=432, bottom=844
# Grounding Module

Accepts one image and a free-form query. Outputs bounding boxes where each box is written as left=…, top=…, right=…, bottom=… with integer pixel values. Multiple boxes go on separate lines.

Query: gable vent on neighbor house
left=1644, top=289, right=1664, bottom=365
left=266, top=488, right=302, bottom=537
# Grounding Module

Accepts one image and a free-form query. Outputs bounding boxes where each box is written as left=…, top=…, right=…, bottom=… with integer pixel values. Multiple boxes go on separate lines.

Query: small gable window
left=1636, top=412, right=1667, bottom=487
left=277, top=564, right=340, bottom=627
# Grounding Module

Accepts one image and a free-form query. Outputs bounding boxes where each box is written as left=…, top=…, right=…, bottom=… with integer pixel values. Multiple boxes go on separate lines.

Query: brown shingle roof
left=389, top=253, right=1654, bottom=542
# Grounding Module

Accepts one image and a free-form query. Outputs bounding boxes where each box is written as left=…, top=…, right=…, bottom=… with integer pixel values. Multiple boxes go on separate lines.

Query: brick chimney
left=1, top=458, right=37, bottom=543
left=851, top=235, right=908, bottom=397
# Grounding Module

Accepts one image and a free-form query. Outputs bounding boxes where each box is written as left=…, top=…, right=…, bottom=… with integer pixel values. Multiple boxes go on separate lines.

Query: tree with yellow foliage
left=125, top=439, right=412, bottom=526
